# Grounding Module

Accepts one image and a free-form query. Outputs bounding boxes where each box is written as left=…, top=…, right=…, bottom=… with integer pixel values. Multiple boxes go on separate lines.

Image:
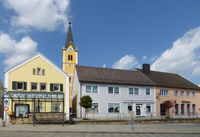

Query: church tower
left=62, top=22, right=78, bottom=112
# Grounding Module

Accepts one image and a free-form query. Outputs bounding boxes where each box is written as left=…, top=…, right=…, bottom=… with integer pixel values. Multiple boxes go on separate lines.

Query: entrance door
left=160, top=104, right=166, bottom=116
left=136, top=106, right=141, bottom=115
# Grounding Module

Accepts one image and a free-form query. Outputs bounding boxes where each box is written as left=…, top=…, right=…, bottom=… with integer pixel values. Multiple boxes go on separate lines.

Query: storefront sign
left=182, top=101, right=190, bottom=103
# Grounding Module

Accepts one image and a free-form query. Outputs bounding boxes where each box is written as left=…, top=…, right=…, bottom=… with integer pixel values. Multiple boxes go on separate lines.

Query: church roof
left=64, top=22, right=78, bottom=51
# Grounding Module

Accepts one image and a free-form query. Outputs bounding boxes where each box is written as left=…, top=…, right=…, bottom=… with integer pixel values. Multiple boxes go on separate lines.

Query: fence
left=69, top=113, right=127, bottom=120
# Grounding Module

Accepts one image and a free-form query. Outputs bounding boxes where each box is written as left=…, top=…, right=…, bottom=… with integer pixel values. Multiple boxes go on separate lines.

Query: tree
left=162, top=100, right=174, bottom=118
left=79, top=95, right=93, bottom=119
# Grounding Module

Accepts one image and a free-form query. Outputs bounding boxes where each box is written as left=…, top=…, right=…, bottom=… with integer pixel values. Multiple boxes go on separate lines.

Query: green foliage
left=82, top=118, right=90, bottom=120
left=79, top=95, right=93, bottom=109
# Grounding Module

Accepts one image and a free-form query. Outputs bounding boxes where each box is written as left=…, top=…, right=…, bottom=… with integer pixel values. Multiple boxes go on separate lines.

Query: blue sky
left=1, top=0, right=200, bottom=85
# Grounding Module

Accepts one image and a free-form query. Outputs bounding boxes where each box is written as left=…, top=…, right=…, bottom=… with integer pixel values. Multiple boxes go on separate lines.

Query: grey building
left=72, top=65, right=156, bottom=119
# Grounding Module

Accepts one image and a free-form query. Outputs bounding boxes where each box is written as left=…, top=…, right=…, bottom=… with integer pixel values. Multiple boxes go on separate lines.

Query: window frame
left=174, top=90, right=179, bottom=97
left=86, top=102, right=99, bottom=113
left=53, top=84, right=60, bottom=92
left=37, top=68, right=41, bottom=75
left=186, top=91, right=190, bottom=98
left=31, top=83, right=38, bottom=91
left=146, top=104, right=151, bottom=113
left=33, top=69, right=35, bottom=75
left=40, top=83, right=46, bottom=91
left=35, top=103, right=43, bottom=113
left=52, top=104, right=61, bottom=113
left=192, top=92, right=196, bottom=98
left=107, top=102, right=120, bottom=113
left=17, top=82, right=24, bottom=90
left=180, top=91, right=185, bottom=97
left=160, top=89, right=169, bottom=96
left=42, top=69, right=45, bottom=75
left=146, top=88, right=150, bottom=95
left=85, top=85, right=99, bottom=93
left=108, top=86, right=120, bottom=94
left=128, top=87, right=140, bottom=95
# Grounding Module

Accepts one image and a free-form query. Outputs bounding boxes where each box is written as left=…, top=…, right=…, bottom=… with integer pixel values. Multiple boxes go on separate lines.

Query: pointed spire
left=64, top=22, right=77, bottom=51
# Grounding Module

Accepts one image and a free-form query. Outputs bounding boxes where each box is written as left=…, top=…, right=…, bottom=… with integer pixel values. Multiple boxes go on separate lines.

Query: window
left=186, top=91, right=190, bottom=98
left=53, top=84, right=59, bottom=91
left=68, top=55, right=73, bottom=60
left=40, top=83, right=46, bottom=91
left=37, top=68, right=41, bottom=75
left=50, top=84, right=63, bottom=92
left=127, top=103, right=132, bottom=113
left=33, top=69, right=35, bottom=75
left=42, top=70, right=45, bottom=75
left=146, top=104, right=151, bottom=113
left=31, top=83, right=37, bottom=91
left=108, top=87, right=119, bottom=94
left=175, top=104, right=179, bottom=115
left=15, top=104, right=29, bottom=117
left=146, top=88, right=150, bottom=95
left=192, top=92, right=196, bottom=98
left=192, top=104, right=196, bottom=114
left=108, top=103, right=120, bottom=113
left=174, top=91, right=179, bottom=97
left=52, top=104, right=61, bottom=112
left=134, top=88, right=139, bottom=95
left=181, top=104, right=184, bottom=115
left=86, top=86, right=98, bottom=93
left=87, top=103, right=99, bottom=113
left=180, top=91, right=184, bottom=97
left=160, top=90, right=169, bottom=96
left=17, top=82, right=23, bottom=90
left=129, top=88, right=139, bottom=95
left=35, top=103, right=43, bottom=112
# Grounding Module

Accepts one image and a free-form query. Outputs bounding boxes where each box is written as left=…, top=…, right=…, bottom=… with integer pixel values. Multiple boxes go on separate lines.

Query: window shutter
left=23, top=82, right=27, bottom=90
left=12, top=81, right=16, bottom=90
left=50, top=83, right=53, bottom=91
left=60, top=84, right=63, bottom=92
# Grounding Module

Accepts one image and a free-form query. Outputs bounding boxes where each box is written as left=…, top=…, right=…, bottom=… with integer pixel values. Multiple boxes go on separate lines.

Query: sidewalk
left=0, top=122, right=200, bottom=134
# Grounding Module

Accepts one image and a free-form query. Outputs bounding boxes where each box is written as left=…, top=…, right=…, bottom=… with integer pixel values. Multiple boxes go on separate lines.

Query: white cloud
left=0, top=32, right=38, bottom=67
left=142, top=56, right=147, bottom=61
left=3, top=0, right=70, bottom=32
left=152, top=26, right=200, bottom=78
left=150, top=55, right=158, bottom=62
left=112, top=54, right=139, bottom=70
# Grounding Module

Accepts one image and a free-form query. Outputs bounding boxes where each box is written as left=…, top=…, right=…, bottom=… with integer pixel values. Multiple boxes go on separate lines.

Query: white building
left=72, top=65, right=156, bottom=119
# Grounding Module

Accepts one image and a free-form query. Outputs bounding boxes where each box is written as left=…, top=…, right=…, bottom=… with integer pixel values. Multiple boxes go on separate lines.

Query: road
left=1, top=132, right=200, bottom=137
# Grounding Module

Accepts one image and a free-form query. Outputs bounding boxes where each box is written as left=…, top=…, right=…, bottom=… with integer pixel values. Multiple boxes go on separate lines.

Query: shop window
left=127, top=103, right=132, bottom=113
left=86, top=86, right=98, bottom=93
left=175, top=104, right=179, bottom=115
left=146, top=104, right=151, bottom=113
left=15, top=104, right=29, bottom=117
left=31, top=83, right=37, bottom=91
left=187, top=104, right=190, bottom=115
left=108, top=103, right=120, bottom=113
left=35, top=103, right=43, bottom=112
left=174, top=91, right=179, bottom=97
left=160, top=89, right=169, bottom=96
left=192, top=104, right=196, bottom=114
left=181, top=104, right=184, bottom=115
left=40, top=83, right=46, bottom=91
left=87, top=103, right=99, bottom=113
left=146, top=88, right=150, bottom=95
left=108, top=87, right=119, bottom=94
left=52, top=104, right=61, bottom=112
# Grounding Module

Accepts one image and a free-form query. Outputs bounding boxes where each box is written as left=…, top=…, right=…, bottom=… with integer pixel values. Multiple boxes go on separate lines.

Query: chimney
left=143, top=64, right=150, bottom=74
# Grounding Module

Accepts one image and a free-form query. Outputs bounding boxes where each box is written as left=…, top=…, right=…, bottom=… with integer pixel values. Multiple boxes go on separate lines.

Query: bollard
left=0, top=121, right=5, bottom=127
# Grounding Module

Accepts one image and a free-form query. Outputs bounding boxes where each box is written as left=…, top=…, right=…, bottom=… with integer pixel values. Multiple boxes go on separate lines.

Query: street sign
left=130, top=112, right=135, bottom=118
left=4, top=100, right=9, bottom=105
left=4, top=106, right=9, bottom=111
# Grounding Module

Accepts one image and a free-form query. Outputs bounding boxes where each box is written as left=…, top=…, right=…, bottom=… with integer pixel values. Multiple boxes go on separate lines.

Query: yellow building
left=3, top=52, right=70, bottom=122
left=62, top=22, right=78, bottom=112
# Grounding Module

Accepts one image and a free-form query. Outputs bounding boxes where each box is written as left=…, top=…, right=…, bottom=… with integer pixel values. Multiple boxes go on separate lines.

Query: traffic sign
left=4, top=106, right=9, bottom=111
left=130, top=112, right=135, bottom=118
left=4, top=100, right=9, bottom=105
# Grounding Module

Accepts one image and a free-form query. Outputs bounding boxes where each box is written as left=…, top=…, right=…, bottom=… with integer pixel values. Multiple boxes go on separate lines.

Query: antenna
left=68, top=16, right=73, bottom=23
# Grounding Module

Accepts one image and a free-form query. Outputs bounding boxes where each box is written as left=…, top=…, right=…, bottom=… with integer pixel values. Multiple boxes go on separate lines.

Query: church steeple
left=64, top=22, right=78, bottom=51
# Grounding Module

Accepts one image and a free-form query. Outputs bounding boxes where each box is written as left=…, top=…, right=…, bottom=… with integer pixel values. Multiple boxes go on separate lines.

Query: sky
left=1, top=0, right=200, bottom=86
